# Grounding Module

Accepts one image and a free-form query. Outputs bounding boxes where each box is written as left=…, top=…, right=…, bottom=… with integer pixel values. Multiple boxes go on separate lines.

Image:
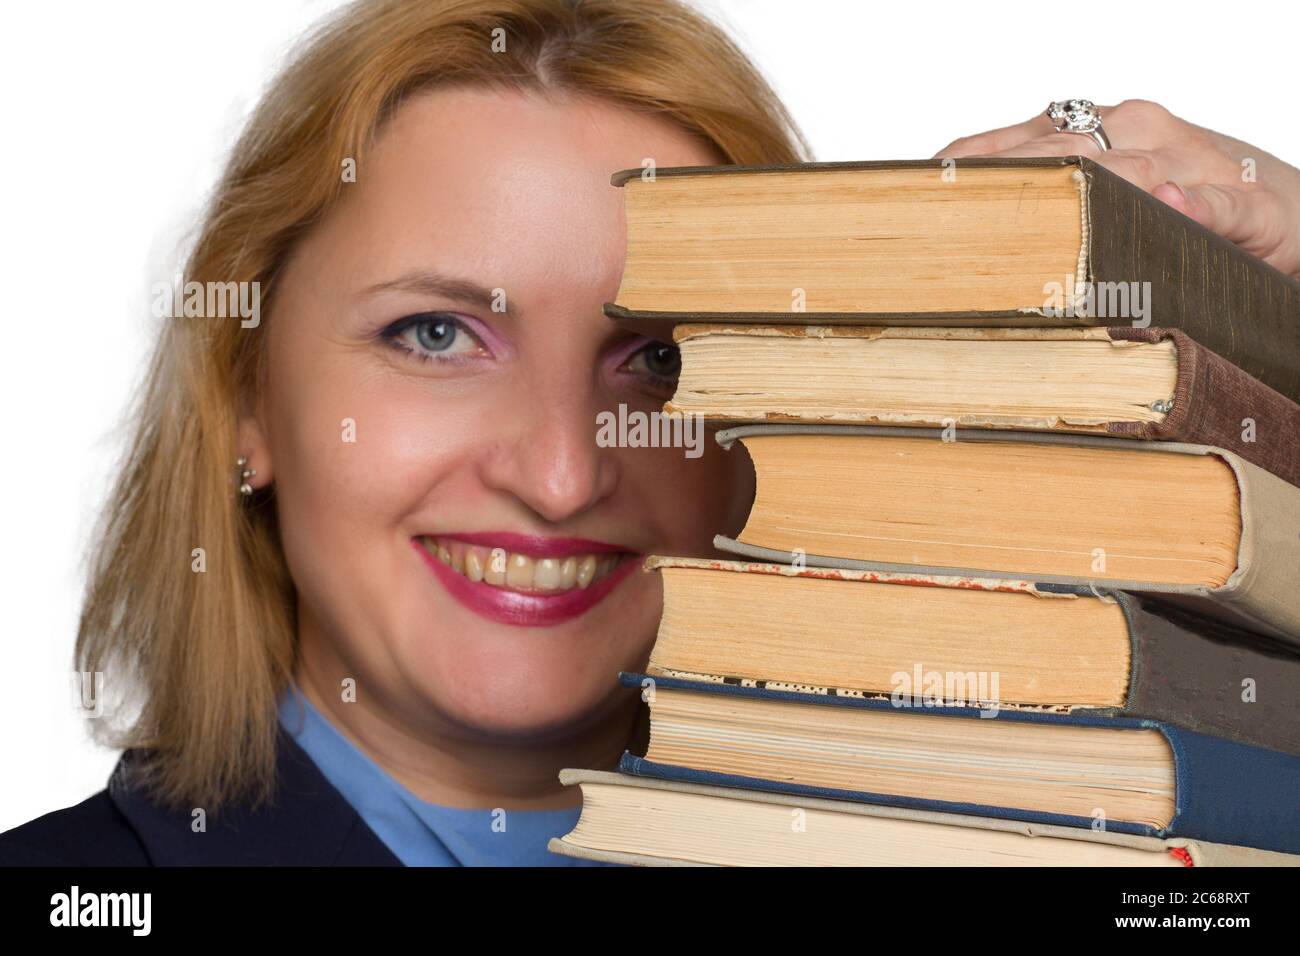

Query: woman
left=2, top=0, right=1297, bottom=867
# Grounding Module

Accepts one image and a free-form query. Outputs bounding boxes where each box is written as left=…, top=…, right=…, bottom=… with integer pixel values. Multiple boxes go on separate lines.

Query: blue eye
left=381, top=312, right=486, bottom=362
left=413, top=317, right=458, bottom=351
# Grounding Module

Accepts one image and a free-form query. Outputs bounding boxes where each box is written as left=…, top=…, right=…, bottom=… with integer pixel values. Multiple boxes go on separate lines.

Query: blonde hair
left=81, top=0, right=809, bottom=814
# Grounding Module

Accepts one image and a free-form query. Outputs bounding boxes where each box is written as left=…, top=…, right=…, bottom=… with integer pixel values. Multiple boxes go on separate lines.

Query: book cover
left=1106, top=328, right=1300, bottom=481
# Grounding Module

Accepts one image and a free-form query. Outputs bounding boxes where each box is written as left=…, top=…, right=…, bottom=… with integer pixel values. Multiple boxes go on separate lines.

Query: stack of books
left=550, top=157, right=1300, bottom=866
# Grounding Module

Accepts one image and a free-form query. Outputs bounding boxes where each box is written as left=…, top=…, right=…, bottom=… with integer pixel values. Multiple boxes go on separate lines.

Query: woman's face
left=243, top=86, right=751, bottom=740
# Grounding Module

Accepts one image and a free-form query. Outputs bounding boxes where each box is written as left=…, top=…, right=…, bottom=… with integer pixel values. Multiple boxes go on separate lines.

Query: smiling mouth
left=416, top=535, right=626, bottom=593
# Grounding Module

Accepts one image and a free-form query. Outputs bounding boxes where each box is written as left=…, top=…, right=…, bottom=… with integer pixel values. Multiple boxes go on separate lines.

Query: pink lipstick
left=413, top=535, right=640, bottom=627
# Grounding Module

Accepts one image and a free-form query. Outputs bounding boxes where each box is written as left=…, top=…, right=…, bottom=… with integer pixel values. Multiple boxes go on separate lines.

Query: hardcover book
left=615, top=672, right=1300, bottom=855
left=645, top=556, right=1300, bottom=755
left=666, top=326, right=1300, bottom=483
left=713, top=425, right=1300, bottom=641
left=606, top=157, right=1300, bottom=399
left=549, top=769, right=1300, bottom=867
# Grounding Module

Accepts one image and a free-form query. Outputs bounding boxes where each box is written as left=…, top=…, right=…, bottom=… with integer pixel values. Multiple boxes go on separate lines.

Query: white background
left=2, top=0, right=1297, bottom=831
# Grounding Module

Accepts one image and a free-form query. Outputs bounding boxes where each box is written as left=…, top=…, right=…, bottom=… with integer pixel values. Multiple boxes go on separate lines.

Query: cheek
left=264, top=357, right=489, bottom=607
left=616, top=435, right=755, bottom=555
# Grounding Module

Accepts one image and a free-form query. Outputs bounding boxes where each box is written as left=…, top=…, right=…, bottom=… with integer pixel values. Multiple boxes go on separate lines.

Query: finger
left=1093, top=99, right=1185, bottom=152
left=972, top=132, right=1106, bottom=161
left=1154, top=182, right=1272, bottom=248
left=938, top=101, right=1188, bottom=162
left=966, top=138, right=1182, bottom=195
left=932, top=113, right=1057, bottom=159
left=1088, top=150, right=1174, bottom=192
left=1152, top=182, right=1194, bottom=218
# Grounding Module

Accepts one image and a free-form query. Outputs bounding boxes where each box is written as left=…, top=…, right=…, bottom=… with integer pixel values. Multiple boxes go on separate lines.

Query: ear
left=237, top=414, right=274, bottom=491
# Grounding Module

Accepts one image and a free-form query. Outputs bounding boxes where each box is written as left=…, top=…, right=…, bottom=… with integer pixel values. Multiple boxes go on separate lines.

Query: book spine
left=1118, top=593, right=1300, bottom=756
left=1084, top=159, right=1300, bottom=400
left=1161, top=723, right=1300, bottom=854
left=1105, top=328, right=1300, bottom=487
left=1216, top=457, right=1300, bottom=638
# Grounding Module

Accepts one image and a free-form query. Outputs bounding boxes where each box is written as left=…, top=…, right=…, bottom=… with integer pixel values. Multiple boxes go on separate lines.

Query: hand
left=934, top=100, right=1300, bottom=280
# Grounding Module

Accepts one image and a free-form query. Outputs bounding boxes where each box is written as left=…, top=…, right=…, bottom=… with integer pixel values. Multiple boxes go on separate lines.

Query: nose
left=477, top=380, right=618, bottom=525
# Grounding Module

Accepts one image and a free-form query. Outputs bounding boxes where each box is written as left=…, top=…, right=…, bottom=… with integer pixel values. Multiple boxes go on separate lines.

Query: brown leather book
left=666, top=325, right=1300, bottom=487
left=607, top=157, right=1300, bottom=400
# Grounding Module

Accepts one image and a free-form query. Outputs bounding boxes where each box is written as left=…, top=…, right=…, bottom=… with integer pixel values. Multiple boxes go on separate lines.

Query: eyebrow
left=361, top=269, right=516, bottom=318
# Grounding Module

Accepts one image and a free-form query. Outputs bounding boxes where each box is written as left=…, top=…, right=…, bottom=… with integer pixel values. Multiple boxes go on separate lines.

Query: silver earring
left=237, top=456, right=257, bottom=496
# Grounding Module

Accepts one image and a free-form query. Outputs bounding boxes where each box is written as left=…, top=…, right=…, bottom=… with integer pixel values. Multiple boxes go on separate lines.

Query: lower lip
left=413, top=540, right=641, bottom=628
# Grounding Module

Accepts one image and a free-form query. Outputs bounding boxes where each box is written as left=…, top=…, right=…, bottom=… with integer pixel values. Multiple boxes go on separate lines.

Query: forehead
left=318, top=85, right=722, bottom=299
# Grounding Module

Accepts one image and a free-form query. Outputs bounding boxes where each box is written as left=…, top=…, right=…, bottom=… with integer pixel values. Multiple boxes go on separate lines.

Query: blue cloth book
left=616, top=671, right=1300, bottom=855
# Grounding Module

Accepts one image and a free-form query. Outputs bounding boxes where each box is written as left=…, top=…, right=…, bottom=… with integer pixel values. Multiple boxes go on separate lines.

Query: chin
left=410, top=647, right=637, bottom=741
left=394, top=594, right=656, bottom=739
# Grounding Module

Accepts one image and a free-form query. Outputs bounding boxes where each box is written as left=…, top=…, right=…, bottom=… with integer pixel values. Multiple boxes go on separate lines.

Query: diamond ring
left=1046, top=99, right=1111, bottom=152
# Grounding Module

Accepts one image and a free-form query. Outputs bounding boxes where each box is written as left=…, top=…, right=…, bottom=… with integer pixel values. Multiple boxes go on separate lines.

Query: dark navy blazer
left=0, top=730, right=403, bottom=866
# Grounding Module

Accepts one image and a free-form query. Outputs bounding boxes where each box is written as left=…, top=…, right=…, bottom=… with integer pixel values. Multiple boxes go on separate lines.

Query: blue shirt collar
left=276, top=682, right=610, bottom=866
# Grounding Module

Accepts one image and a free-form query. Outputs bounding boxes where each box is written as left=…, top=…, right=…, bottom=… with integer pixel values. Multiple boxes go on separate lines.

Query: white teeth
left=421, top=537, right=623, bottom=593
left=534, top=558, right=561, bottom=590
left=464, top=549, right=484, bottom=582
left=559, top=557, right=578, bottom=588
left=506, top=552, right=533, bottom=589
left=483, top=550, right=507, bottom=587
